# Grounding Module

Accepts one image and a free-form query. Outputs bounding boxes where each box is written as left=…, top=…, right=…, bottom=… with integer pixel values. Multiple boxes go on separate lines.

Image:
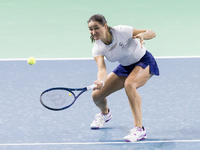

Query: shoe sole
left=91, top=127, right=100, bottom=129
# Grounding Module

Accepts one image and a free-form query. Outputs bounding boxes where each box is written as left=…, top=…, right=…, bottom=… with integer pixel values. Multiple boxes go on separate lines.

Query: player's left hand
left=132, top=35, right=145, bottom=48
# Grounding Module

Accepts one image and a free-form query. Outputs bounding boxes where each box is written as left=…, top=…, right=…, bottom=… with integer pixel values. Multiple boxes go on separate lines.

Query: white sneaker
left=90, top=109, right=112, bottom=129
left=124, top=126, right=147, bottom=142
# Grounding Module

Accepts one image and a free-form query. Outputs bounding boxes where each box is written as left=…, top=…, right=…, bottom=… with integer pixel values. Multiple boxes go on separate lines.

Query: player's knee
left=124, top=80, right=137, bottom=92
left=92, top=91, right=101, bottom=102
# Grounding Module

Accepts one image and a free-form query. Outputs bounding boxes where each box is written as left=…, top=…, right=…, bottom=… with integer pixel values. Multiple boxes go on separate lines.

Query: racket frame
left=40, top=87, right=89, bottom=111
left=40, top=83, right=100, bottom=111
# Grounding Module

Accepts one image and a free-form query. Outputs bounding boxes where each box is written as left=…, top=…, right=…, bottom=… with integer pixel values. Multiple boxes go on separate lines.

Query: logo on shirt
left=119, top=42, right=124, bottom=49
left=108, top=43, right=117, bottom=51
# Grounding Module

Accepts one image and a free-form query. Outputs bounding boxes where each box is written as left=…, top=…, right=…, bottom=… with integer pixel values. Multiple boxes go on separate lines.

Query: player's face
left=88, top=21, right=107, bottom=40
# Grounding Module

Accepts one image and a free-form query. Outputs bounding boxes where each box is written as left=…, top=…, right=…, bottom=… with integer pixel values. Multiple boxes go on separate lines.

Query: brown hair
left=87, top=14, right=112, bottom=43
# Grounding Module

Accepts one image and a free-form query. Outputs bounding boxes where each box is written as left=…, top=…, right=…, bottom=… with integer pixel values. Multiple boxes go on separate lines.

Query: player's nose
left=92, top=30, right=97, bottom=35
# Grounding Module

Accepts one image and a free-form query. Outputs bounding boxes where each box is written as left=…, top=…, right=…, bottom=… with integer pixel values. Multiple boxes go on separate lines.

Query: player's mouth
left=93, top=34, right=99, bottom=39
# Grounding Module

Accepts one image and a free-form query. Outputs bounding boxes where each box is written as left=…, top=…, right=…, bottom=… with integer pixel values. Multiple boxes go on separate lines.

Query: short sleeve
left=92, top=42, right=104, bottom=57
left=113, top=25, right=133, bottom=39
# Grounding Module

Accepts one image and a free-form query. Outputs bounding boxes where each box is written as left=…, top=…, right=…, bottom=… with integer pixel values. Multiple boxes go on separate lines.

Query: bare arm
left=132, top=28, right=156, bottom=48
left=93, top=55, right=107, bottom=90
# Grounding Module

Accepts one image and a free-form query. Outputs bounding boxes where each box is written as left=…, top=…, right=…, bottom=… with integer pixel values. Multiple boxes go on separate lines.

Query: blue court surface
left=0, top=58, right=200, bottom=150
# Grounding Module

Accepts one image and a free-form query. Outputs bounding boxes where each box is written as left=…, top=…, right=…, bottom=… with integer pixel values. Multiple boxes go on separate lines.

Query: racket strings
left=41, top=90, right=74, bottom=109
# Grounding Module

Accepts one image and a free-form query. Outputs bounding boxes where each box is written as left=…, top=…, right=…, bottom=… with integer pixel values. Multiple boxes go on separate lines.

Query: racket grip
left=87, top=81, right=105, bottom=90
left=87, top=84, right=97, bottom=90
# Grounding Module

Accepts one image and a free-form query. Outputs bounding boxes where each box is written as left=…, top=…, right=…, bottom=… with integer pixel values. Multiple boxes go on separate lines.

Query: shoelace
left=95, top=113, right=104, bottom=120
left=93, top=113, right=105, bottom=126
left=129, top=127, right=142, bottom=135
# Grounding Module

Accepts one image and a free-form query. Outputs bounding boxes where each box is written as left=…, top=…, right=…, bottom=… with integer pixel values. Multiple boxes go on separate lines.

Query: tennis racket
left=40, top=84, right=97, bottom=111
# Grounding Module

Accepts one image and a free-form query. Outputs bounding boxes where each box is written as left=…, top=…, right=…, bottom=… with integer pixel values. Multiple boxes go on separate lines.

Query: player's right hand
left=93, top=81, right=105, bottom=90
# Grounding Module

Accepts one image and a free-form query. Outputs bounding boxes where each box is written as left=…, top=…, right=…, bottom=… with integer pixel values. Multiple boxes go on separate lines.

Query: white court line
left=0, top=58, right=94, bottom=61
left=155, top=56, right=200, bottom=59
left=0, top=140, right=200, bottom=146
left=0, top=56, right=200, bottom=61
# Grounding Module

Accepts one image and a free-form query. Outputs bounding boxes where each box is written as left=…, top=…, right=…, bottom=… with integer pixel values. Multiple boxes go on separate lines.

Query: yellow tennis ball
left=27, top=57, right=36, bottom=65
left=69, top=93, right=72, bottom=96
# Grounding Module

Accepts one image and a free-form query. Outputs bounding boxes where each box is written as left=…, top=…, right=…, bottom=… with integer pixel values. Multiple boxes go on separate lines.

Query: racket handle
left=87, top=81, right=105, bottom=90
left=87, top=84, right=97, bottom=90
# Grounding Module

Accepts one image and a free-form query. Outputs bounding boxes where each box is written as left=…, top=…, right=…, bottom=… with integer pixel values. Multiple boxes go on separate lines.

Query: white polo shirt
left=92, top=25, right=146, bottom=66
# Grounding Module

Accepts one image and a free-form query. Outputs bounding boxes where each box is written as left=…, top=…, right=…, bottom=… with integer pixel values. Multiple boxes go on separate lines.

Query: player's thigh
left=125, top=65, right=152, bottom=89
left=92, top=72, right=126, bottom=99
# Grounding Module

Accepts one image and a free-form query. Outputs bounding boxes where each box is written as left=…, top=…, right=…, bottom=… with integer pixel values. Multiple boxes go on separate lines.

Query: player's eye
left=94, top=27, right=99, bottom=30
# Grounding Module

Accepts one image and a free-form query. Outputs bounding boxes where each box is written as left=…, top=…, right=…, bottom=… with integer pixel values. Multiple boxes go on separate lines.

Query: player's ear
left=104, top=23, right=108, bottom=29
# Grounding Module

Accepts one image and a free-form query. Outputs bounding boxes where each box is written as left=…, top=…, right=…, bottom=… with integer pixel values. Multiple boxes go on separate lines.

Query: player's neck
left=101, top=31, right=113, bottom=45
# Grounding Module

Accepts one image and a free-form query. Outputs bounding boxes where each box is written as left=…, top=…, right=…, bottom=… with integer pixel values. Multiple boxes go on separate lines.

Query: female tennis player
left=87, top=14, right=159, bottom=142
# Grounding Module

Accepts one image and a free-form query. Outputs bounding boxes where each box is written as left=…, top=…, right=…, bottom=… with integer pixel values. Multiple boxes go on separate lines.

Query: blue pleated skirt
left=113, top=50, right=159, bottom=76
